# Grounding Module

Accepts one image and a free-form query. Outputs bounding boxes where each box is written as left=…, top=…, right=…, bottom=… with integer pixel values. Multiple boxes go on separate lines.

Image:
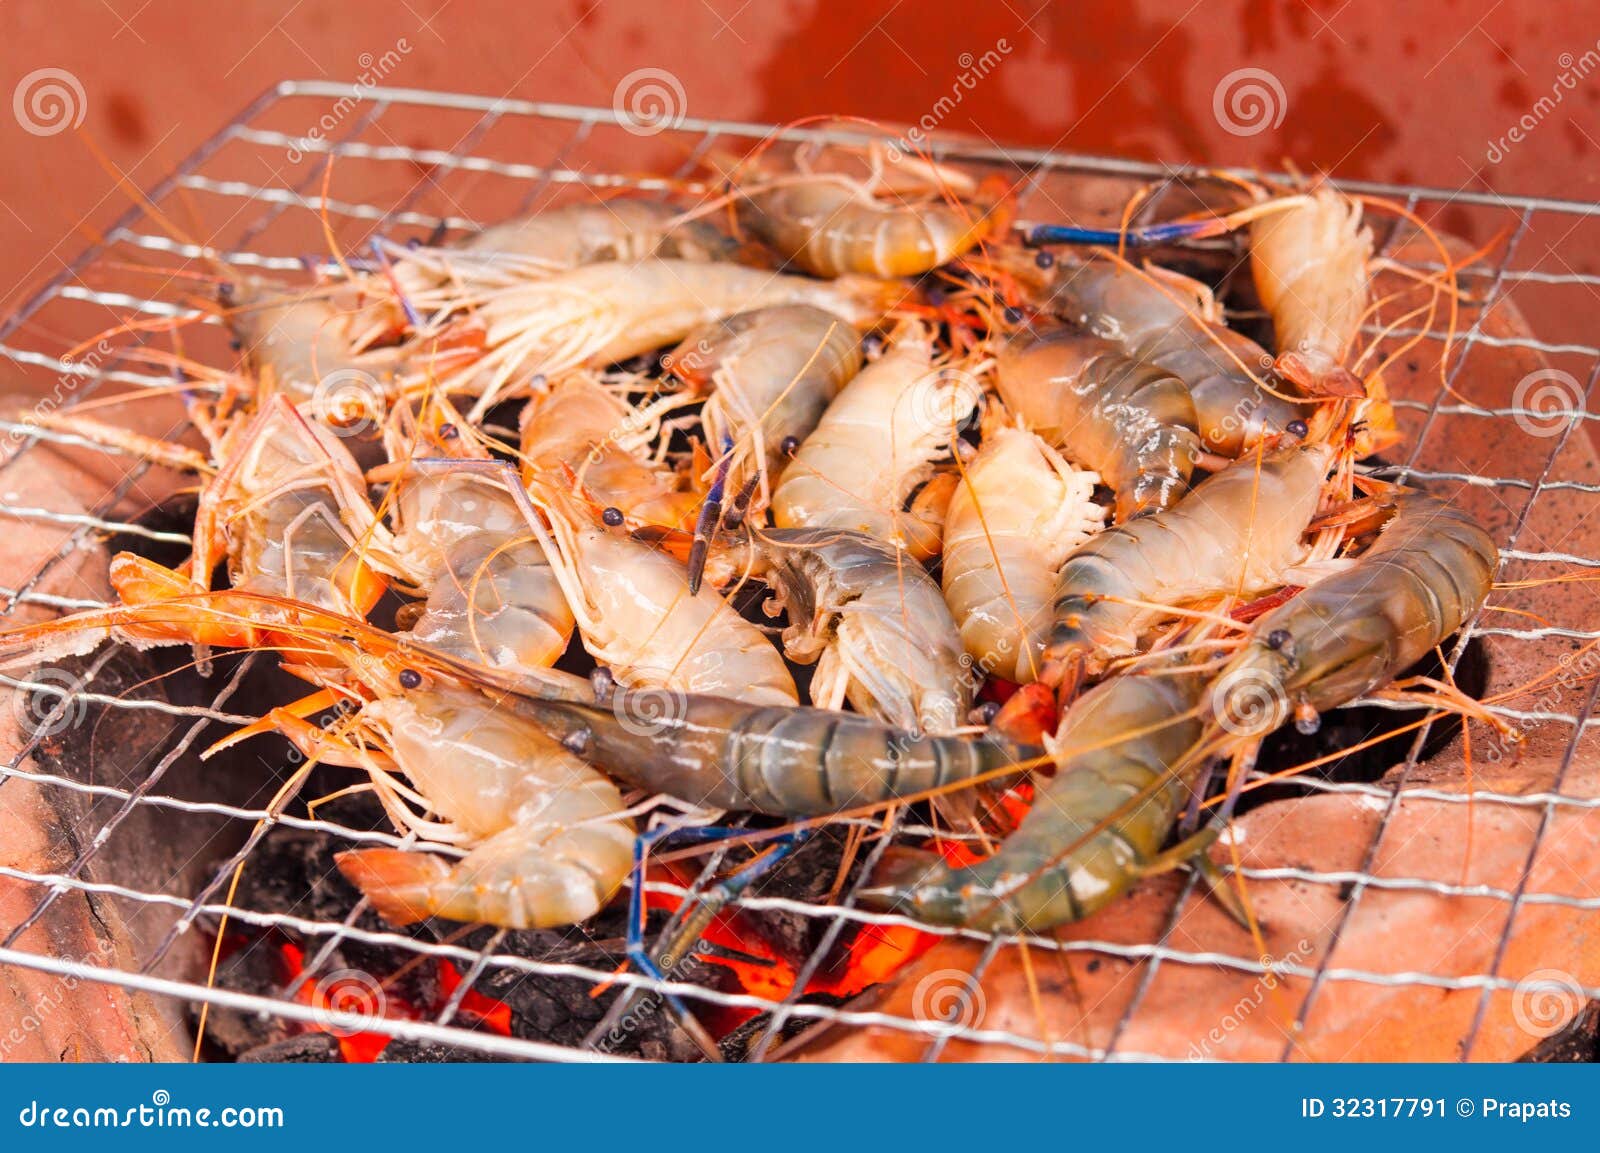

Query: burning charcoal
left=238, top=1033, right=344, bottom=1063
left=378, top=1037, right=509, bottom=1063
left=457, top=908, right=741, bottom=1060
left=203, top=941, right=295, bottom=1056
left=720, top=825, right=863, bottom=968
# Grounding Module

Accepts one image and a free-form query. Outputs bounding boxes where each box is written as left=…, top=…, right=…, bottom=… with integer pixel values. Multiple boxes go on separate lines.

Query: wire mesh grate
left=1, top=81, right=1599, bottom=1063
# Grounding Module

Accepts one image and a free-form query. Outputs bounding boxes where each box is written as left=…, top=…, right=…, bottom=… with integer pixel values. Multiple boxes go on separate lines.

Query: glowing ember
left=274, top=941, right=511, bottom=1062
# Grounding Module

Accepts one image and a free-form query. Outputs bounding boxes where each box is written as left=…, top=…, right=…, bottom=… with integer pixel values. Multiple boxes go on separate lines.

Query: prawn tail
left=863, top=845, right=967, bottom=923
left=335, top=849, right=446, bottom=926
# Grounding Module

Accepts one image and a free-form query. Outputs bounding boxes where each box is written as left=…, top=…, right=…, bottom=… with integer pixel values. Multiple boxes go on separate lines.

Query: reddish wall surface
left=0, top=0, right=1595, bottom=314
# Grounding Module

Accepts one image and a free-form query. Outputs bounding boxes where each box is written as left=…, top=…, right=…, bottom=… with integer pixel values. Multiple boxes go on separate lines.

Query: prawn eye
left=1003, top=305, right=1024, bottom=324
left=1266, top=629, right=1292, bottom=652
left=398, top=668, right=423, bottom=689
left=780, top=435, right=801, bottom=456
left=601, top=506, right=625, bottom=527
left=438, top=422, right=459, bottom=440
left=1034, top=249, right=1056, bottom=269
left=974, top=700, right=1001, bottom=725
left=1286, top=419, right=1308, bottom=439
left=863, top=333, right=885, bottom=358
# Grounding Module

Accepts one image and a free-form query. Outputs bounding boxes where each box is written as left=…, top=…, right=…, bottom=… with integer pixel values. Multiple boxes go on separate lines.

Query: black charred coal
left=238, top=1033, right=344, bottom=1063
left=1518, top=1003, right=1600, bottom=1063
left=377, top=1038, right=509, bottom=1063
left=718, top=991, right=854, bottom=1062
left=204, top=943, right=295, bottom=1056
left=455, top=906, right=735, bottom=1062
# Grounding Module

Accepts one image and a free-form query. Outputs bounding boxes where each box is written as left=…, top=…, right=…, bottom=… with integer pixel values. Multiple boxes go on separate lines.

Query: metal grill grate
left=2, top=81, right=1599, bottom=1063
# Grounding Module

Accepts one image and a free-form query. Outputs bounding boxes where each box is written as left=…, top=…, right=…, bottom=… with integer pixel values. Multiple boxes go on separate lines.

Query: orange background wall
left=0, top=0, right=1595, bottom=314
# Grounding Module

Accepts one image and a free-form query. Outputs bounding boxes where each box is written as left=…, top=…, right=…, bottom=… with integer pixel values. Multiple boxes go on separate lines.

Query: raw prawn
left=508, top=683, right=1037, bottom=817
left=1206, top=491, right=1497, bottom=733
left=863, top=665, right=1209, bottom=932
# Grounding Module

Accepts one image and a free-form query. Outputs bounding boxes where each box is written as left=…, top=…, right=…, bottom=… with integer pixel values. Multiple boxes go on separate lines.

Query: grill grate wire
left=0, top=81, right=1598, bottom=1063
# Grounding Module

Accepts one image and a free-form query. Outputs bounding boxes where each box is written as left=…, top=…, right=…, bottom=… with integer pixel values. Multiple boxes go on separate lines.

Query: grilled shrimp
left=1250, top=187, right=1373, bottom=396
left=508, top=685, right=1036, bottom=817
left=388, top=467, right=574, bottom=674
left=667, top=305, right=863, bottom=515
left=222, top=277, right=408, bottom=403
left=772, top=323, right=981, bottom=558
left=757, top=526, right=968, bottom=734
left=1044, top=442, right=1333, bottom=682
left=360, top=199, right=738, bottom=341
left=995, top=329, right=1201, bottom=521
left=399, top=198, right=734, bottom=287
left=941, top=423, right=1105, bottom=683
left=519, top=374, right=699, bottom=531
left=423, top=259, right=898, bottom=417
left=296, top=684, right=633, bottom=931
left=530, top=489, right=797, bottom=707
left=125, top=395, right=403, bottom=619
left=863, top=666, right=1208, bottom=932
left=731, top=166, right=1008, bottom=278
left=1207, top=491, right=1496, bottom=732
left=1036, top=260, right=1303, bottom=456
